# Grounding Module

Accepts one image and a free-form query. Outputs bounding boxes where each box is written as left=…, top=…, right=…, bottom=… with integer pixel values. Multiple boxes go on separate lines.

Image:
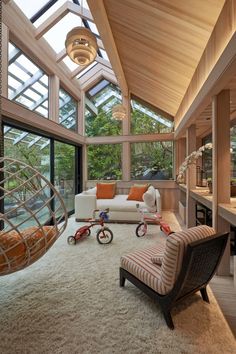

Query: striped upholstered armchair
left=120, top=225, right=229, bottom=329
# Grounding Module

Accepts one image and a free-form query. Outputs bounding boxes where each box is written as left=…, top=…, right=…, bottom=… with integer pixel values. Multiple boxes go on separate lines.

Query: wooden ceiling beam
left=35, top=2, right=69, bottom=40
left=95, top=56, right=112, bottom=70
left=87, top=0, right=128, bottom=97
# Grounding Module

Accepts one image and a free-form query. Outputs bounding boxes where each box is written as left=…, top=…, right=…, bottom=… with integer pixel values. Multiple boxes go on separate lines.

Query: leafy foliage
left=85, top=108, right=122, bottom=137
left=87, top=144, right=122, bottom=180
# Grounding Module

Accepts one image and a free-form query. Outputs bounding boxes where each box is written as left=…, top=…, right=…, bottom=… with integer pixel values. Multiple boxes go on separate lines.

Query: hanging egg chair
left=0, top=157, right=68, bottom=276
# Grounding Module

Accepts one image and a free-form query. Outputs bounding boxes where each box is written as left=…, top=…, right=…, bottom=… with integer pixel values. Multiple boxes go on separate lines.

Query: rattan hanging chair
left=0, top=157, right=68, bottom=276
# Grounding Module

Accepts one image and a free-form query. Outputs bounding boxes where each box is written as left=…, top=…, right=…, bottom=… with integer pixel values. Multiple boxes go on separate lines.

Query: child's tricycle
left=67, top=208, right=113, bottom=245
left=136, top=204, right=173, bottom=237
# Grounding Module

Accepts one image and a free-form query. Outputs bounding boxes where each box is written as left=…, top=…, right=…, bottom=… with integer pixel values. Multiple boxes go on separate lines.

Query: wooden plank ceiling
left=103, top=0, right=225, bottom=116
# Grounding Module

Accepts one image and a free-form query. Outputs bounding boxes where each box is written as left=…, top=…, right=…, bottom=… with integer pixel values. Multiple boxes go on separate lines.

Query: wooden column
left=122, top=92, right=130, bottom=135
left=175, top=138, right=186, bottom=177
left=122, top=142, right=130, bottom=181
left=122, top=93, right=131, bottom=181
left=1, top=23, right=9, bottom=98
left=78, top=91, right=85, bottom=136
left=212, top=91, right=231, bottom=275
left=186, top=125, right=196, bottom=228
left=82, top=145, right=88, bottom=190
left=49, top=75, right=59, bottom=123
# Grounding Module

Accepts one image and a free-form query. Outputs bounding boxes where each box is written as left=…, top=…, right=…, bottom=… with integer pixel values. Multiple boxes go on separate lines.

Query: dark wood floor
left=210, top=258, right=236, bottom=337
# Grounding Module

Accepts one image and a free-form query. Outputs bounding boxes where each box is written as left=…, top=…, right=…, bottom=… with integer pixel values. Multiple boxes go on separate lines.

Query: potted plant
left=231, top=178, right=236, bottom=197
left=207, top=178, right=212, bottom=194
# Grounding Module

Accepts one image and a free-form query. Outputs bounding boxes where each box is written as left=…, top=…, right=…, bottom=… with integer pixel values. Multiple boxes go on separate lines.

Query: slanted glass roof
left=33, top=0, right=68, bottom=27
left=131, top=100, right=173, bottom=129
left=8, top=43, right=49, bottom=118
left=13, top=0, right=111, bottom=78
left=4, top=126, right=50, bottom=150
left=14, top=0, right=50, bottom=19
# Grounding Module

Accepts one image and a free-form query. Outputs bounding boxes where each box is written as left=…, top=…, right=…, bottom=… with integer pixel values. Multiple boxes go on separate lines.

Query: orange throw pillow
left=96, top=183, right=116, bottom=199
left=127, top=185, right=148, bottom=201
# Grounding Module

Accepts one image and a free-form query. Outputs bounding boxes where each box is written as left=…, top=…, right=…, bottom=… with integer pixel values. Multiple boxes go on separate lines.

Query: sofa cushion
left=160, top=225, right=215, bottom=294
left=97, top=195, right=146, bottom=212
left=127, top=185, right=148, bottom=201
left=121, top=244, right=166, bottom=294
left=96, top=183, right=116, bottom=199
left=143, top=185, right=156, bottom=209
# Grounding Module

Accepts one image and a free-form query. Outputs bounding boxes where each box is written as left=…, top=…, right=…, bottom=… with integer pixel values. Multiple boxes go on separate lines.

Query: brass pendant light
left=65, top=0, right=98, bottom=66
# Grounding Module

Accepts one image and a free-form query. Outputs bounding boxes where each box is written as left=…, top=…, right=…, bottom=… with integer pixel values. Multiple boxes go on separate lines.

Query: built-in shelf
left=178, top=185, right=236, bottom=227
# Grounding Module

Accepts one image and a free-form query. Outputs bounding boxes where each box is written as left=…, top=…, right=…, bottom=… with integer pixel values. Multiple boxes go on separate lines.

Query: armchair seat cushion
left=120, top=244, right=165, bottom=294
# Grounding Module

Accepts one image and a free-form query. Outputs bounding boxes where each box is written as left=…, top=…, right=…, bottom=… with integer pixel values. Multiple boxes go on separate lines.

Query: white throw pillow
left=143, top=185, right=156, bottom=208
left=84, top=187, right=97, bottom=195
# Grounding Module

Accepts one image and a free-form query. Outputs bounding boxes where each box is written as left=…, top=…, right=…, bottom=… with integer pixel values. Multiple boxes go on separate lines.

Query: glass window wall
left=85, top=80, right=122, bottom=137
left=131, top=141, right=173, bottom=180
left=87, top=144, right=122, bottom=180
left=59, top=88, right=77, bottom=131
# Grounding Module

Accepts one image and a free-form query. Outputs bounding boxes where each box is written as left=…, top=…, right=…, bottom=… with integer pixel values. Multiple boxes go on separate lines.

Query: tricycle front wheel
left=136, top=222, right=147, bottom=237
left=96, top=227, right=113, bottom=244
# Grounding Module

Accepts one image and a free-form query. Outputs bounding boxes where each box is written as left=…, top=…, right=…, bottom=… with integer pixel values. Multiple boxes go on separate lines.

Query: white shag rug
left=0, top=212, right=235, bottom=354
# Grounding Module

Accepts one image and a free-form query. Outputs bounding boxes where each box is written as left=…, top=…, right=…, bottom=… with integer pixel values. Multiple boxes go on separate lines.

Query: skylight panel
left=14, top=0, right=50, bottom=19
left=63, top=56, right=79, bottom=71
left=33, top=0, right=67, bottom=27
left=35, top=106, right=48, bottom=116
left=44, top=100, right=49, bottom=108
left=9, top=63, right=31, bottom=82
left=8, top=43, right=16, bottom=56
left=8, top=76, right=21, bottom=90
left=44, top=13, right=85, bottom=54
left=76, top=62, right=97, bottom=79
left=88, top=80, right=109, bottom=97
left=15, top=96, right=33, bottom=107
left=40, top=75, right=49, bottom=86
left=100, top=49, right=109, bottom=62
left=87, top=21, right=99, bottom=36
left=17, top=55, right=39, bottom=75
left=81, top=0, right=89, bottom=10
left=133, top=101, right=173, bottom=128
left=24, top=89, right=41, bottom=101
left=31, top=82, right=48, bottom=95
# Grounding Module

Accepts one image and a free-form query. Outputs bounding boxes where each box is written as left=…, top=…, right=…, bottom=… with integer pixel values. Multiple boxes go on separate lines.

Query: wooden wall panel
left=175, top=0, right=236, bottom=133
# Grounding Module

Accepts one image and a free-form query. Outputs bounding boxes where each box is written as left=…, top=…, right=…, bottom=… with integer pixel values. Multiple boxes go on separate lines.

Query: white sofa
left=75, top=186, right=161, bottom=222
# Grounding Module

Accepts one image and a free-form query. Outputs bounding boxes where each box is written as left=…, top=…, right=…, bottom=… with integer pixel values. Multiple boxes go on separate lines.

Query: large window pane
left=131, top=98, right=173, bottom=134
left=85, top=80, right=122, bottom=137
left=131, top=141, right=173, bottom=180
left=59, top=88, right=77, bottom=131
left=54, top=141, right=75, bottom=212
left=4, top=126, right=51, bottom=227
left=8, top=43, right=49, bottom=118
left=87, top=144, right=122, bottom=180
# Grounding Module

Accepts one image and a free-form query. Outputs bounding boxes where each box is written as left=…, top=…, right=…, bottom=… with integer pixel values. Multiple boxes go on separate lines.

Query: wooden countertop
left=218, top=199, right=236, bottom=226
left=178, top=184, right=236, bottom=226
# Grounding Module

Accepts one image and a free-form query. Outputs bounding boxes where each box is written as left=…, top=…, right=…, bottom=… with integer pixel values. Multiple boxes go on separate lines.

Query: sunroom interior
left=1, top=0, right=236, bottom=347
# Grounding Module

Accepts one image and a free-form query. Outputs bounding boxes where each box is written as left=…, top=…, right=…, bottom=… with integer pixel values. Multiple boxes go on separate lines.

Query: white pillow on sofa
left=84, top=187, right=97, bottom=195
left=143, top=185, right=156, bottom=208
